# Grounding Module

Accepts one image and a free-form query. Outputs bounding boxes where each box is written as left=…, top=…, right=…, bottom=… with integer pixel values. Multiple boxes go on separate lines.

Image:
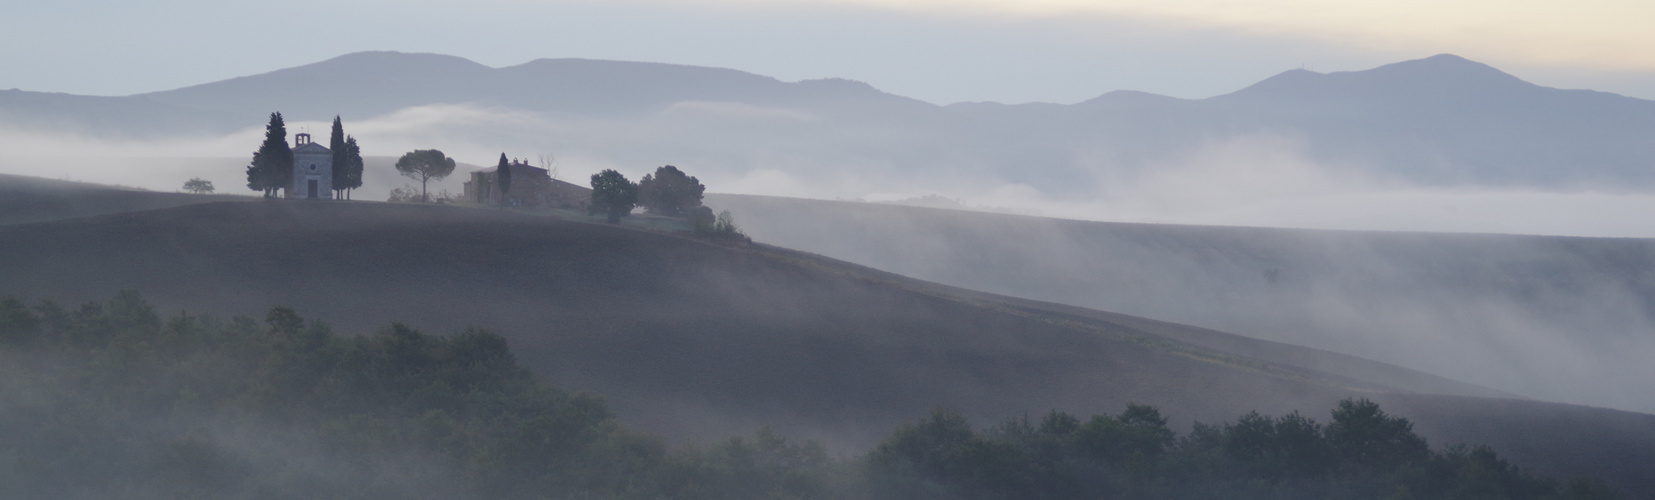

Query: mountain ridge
left=7, top=51, right=1655, bottom=195
left=133, top=50, right=934, bottom=121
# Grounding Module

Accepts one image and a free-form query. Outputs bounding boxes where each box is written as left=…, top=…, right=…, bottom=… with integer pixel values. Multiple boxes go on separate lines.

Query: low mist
left=7, top=105, right=1655, bottom=238
left=708, top=193, right=1655, bottom=414
left=8, top=94, right=1655, bottom=416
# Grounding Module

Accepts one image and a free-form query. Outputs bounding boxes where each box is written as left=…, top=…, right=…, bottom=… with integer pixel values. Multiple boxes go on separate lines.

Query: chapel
left=288, top=133, right=333, bottom=200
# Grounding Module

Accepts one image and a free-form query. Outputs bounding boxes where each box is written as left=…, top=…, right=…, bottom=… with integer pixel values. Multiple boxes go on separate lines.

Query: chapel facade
left=289, top=133, right=334, bottom=200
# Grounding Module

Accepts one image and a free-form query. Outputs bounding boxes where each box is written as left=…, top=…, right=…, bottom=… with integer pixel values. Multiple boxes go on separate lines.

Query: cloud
left=286, top=104, right=552, bottom=162
left=697, top=0, right=1655, bottom=73
left=9, top=107, right=1655, bottom=239
left=0, top=125, right=265, bottom=158
left=944, top=135, right=1655, bottom=238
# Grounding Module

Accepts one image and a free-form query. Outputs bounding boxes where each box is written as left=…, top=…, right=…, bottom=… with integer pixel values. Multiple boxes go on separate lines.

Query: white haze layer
left=4, top=103, right=1654, bottom=238
left=6, top=102, right=1655, bottom=414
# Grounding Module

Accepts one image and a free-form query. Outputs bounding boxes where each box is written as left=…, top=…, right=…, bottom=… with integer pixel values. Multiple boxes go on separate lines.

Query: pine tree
left=330, top=116, right=348, bottom=198
left=245, top=112, right=292, bottom=198
left=394, top=149, right=456, bottom=203
left=496, top=153, right=512, bottom=209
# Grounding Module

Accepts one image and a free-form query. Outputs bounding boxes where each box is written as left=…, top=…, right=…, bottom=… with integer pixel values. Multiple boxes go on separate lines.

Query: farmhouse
left=288, top=133, right=332, bottom=200
left=464, top=160, right=591, bottom=209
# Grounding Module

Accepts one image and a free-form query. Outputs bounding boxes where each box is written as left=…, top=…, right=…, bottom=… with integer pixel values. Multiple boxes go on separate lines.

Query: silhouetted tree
left=589, top=169, right=637, bottom=223
left=538, top=153, right=558, bottom=180
left=329, top=116, right=349, bottom=198
left=636, top=165, right=705, bottom=216
left=1326, top=398, right=1429, bottom=471
left=1222, top=410, right=1329, bottom=479
left=691, top=207, right=746, bottom=239
left=245, top=112, right=292, bottom=198
left=182, top=178, right=214, bottom=194
left=1076, top=403, right=1173, bottom=472
left=496, top=153, right=511, bottom=209
left=0, top=296, right=40, bottom=347
left=1440, top=445, right=1557, bottom=500
left=870, top=409, right=976, bottom=480
left=341, top=136, right=364, bottom=199
left=394, top=149, right=456, bottom=203
left=689, top=206, right=716, bottom=232
left=715, top=210, right=740, bottom=234
left=265, top=306, right=304, bottom=335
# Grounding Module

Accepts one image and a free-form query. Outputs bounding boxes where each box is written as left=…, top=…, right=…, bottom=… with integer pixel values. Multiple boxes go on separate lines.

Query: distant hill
left=0, top=179, right=1651, bottom=496
left=5, top=52, right=1654, bottom=194
left=706, top=194, right=1655, bottom=415
left=137, top=52, right=935, bottom=121
left=0, top=88, right=246, bottom=137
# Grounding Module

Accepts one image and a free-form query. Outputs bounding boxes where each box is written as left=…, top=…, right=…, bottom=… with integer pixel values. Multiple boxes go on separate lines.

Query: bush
left=387, top=184, right=423, bottom=203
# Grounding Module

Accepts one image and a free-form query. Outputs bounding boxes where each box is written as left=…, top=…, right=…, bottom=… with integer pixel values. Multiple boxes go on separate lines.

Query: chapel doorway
left=308, top=179, right=318, bottom=199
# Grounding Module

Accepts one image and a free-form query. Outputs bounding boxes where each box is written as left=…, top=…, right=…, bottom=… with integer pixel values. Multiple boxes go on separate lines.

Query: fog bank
left=709, top=193, right=1655, bottom=414
left=6, top=106, right=1655, bottom=237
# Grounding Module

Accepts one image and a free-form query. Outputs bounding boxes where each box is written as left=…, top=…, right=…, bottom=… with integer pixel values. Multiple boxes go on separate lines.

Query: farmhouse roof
left=477, top=164, right=549, bottom=174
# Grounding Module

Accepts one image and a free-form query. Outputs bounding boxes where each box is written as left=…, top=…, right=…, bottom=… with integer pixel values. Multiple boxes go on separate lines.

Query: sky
left=3, top=0, right=1654, bottom=105
left=6, top=0, right=1655, bottom=239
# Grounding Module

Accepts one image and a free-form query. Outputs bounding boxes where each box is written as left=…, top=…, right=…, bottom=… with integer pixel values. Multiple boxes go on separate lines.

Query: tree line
left=260, top=132, right=740, bottom=235
left=864, top=403, right=1620, bottom=500
left=0, top=291, right=1621, bottom=500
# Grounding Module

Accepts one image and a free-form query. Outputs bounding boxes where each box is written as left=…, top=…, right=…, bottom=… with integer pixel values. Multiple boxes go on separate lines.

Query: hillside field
left=1, top=178, right=1652, bottom=496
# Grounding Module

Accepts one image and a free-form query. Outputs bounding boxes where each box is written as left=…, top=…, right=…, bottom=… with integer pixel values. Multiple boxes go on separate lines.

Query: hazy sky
left=3, top=0, right=1653, bottom=104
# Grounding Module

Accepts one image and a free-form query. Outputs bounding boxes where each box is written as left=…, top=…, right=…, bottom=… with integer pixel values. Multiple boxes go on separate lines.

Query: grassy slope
left=0, top=192, right=1650, bottom=495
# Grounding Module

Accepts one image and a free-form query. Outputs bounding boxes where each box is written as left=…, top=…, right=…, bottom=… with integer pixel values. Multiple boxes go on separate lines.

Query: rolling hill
left=0, top=172, right=248, bottom=225
left=707, top=193, right=1655, bottom=415
left=1, top=177, right=1652, bottom=496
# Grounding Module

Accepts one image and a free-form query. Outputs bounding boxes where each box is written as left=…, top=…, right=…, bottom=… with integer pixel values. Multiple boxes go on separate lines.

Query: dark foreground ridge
left=0, top=291, right=1624, bottom=499
left=0, top=198, right=1652, bottom=496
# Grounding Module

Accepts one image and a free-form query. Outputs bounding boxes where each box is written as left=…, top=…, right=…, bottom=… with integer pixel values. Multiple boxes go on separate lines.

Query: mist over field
left=6, top=49, right=1655, bottom=497
left=8, top=52, right=1655, bottom=408
left=707, top=194, right=1655, bottom=414
left=7, top=105, right=1655, bottom=237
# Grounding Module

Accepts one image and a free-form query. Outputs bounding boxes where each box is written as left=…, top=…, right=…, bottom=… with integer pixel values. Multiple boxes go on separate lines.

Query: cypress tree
left=330, top=116, right=347, bottom=198
left=496, top=153, right=512, bottom=208
left=342, top=136, right=364, bottom=200
left=246, top=112, right=292, bottom=198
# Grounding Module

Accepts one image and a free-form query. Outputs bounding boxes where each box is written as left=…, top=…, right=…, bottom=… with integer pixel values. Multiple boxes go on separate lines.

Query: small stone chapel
left=289, top=132, right=333, bottom=200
